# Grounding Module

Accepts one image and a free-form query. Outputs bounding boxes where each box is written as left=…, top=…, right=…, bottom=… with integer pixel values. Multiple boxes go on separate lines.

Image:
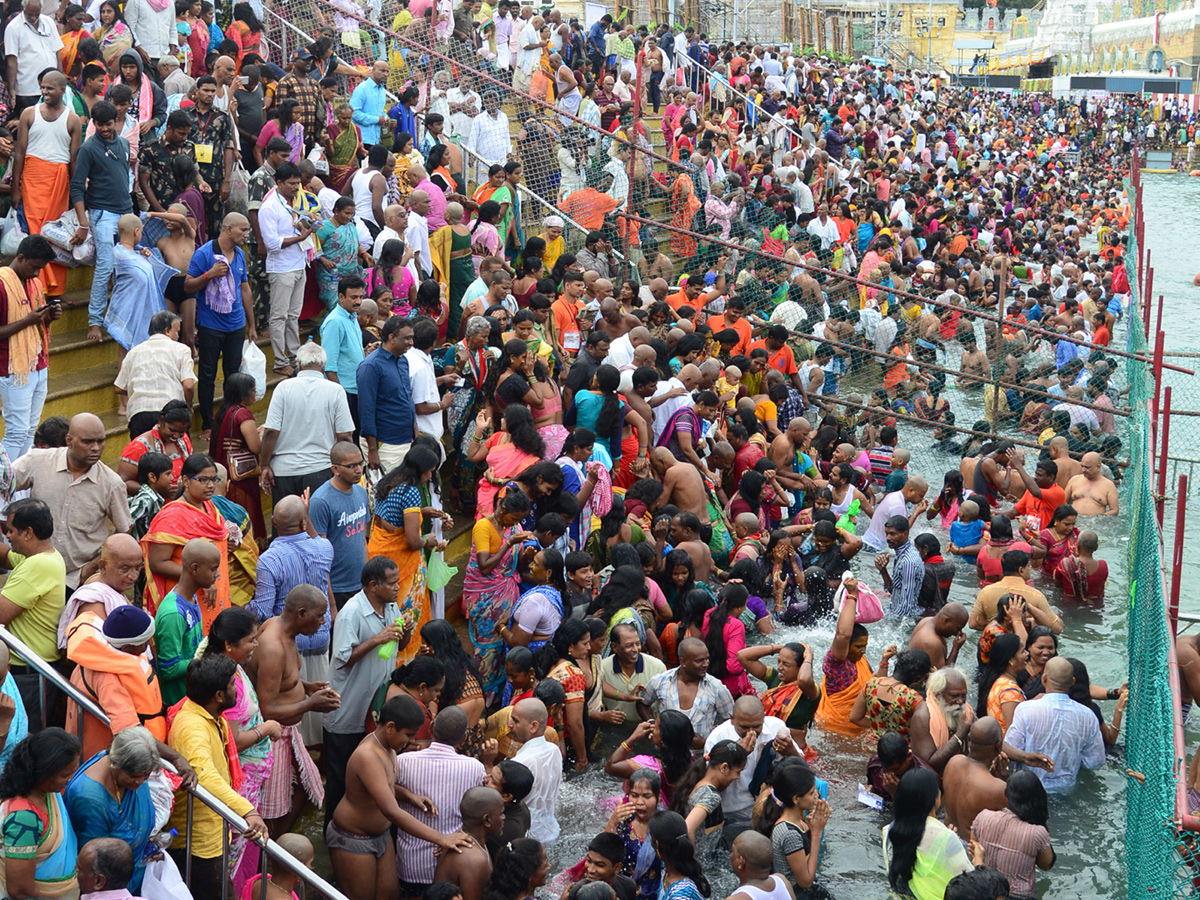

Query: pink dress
left=702, top=607, right=755, bottom=698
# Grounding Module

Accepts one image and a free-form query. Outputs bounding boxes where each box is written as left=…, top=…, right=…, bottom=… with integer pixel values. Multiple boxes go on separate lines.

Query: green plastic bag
left=427, top=551, right=458, bottom=593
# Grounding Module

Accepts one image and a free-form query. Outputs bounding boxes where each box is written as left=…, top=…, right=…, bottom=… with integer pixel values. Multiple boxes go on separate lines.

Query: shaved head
left=101, top=533, right=142, bottom=563
left=283, top=583, right=327, bottom=613
left=732, top=831, right=774, bottom=872
left=514, top=697, right=548, bottom=728
left=461, top=786, right=504, bottom=825
left=272, top=495, right=307, bottom=534
left=969, top=715, right=1003, bottom=748
left=1044, top=656, right=1075, bottom=690
left=180, top=538, right=220, bottom=567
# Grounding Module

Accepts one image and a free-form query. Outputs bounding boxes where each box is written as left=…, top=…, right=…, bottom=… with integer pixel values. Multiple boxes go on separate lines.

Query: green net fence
left=1122, top=173, right=1191, bottom=900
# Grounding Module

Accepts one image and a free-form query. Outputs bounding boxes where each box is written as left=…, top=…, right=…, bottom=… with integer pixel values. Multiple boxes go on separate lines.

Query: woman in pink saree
left=467, top=405, right=546, bottom=519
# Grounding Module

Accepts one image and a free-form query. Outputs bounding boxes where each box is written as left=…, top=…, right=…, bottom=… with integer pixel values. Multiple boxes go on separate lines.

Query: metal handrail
left=0, top=625, right=350, bottom=900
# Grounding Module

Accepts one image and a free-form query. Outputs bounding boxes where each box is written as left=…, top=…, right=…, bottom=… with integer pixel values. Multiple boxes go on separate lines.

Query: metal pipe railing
left=0, top=625, right=349, bottom=900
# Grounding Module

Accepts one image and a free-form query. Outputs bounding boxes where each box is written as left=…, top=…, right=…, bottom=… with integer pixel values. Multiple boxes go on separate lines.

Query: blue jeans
left=88, top=209, right=120, bottom=327
left=0, top=366, right=48, bottom=460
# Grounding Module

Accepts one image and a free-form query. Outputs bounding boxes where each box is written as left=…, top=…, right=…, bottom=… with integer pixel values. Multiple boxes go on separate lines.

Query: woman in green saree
left=325, top=102, right=365, bottom=194
left=315, top=197, right=370, bottom=311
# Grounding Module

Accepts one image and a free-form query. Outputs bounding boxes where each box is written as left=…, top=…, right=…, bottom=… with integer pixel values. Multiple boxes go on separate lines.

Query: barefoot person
left=246, top=584, right=341, bottom=836
left=433, top=787, right=505, bottom=900
left=328, top=695, right=470, bottom=900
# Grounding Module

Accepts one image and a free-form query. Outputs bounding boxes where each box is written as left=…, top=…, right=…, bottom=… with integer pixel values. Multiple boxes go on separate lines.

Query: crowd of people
left=0, top=0, right=1162, bottom=899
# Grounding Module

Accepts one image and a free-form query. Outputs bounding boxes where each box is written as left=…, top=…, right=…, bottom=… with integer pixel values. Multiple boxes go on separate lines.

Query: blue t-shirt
left=309, top=480, right=370, bottom=593
left=188, top=240, right=249, bottom=332
left=949, top=518, right=987, bottom=565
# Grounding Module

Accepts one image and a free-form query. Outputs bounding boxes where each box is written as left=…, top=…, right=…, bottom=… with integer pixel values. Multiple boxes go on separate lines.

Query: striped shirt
left=972, top=807, right=1051, bottom=896
left=868, top=445, right=895, bottom=486
left=1006, top=692, right=1105, bottom=792
left=250, top=533, right=334, bottom=652
left=888, top=539, right=926, bottom=619
left=394, top=742, right=486, bottom=882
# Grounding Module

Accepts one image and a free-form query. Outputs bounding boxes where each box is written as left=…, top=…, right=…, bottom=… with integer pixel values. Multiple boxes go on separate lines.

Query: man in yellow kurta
left=166, top=654, right=268, bottom=897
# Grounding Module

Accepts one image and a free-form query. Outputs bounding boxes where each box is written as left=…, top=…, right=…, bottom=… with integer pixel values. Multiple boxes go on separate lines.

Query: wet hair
left=892, top=648, right=932, bottom=688
left=757, top=760, right=817, bottom=832
left=482, top=838, right=544, bottom=900
left=975, top=633, right=1023, bottom=719
left=1006, top=769, right=1049, bottom=827
left=663, top=548, right=695, bottom=594
left=704, top=584, right=748, bottom=679
left=656, top=709, right=695, bottom=786
left=670, top=739, right=747, bottom=817
left=886, top=768, right=942, bottom=895
left=648, top=811, right=711, bottom=896
left=497, top=759, right=534, bottom=803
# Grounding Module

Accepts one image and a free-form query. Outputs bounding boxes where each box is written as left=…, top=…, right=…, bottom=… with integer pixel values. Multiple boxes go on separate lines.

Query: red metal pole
left=1152, top=329, right=1166, bottom=483
left=1156, top=293, right=1165, bottom=352
left=1143, top=259, right=1154, bottom=334
left=1159, top=385, right=1172, bottom=528
left=1171, top=473, right=1188, bottom=635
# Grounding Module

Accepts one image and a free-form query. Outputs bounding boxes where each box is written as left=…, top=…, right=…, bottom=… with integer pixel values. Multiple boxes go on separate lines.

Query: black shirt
left=566, top=351, right=603, bottom=396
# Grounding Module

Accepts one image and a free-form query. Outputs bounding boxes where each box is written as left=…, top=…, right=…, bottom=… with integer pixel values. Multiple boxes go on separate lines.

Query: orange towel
left=20, top=156, right=70, bottom=296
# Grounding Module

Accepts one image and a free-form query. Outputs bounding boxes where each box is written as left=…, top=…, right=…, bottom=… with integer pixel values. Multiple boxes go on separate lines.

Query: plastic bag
left=142, top=852, right=194, bottom=900
left=240, top=340, right=267, bottom=397
left=228, top=162, right=250, bottom=214
left=0, top=209, right=20, bottom=256
left=426, top=551, right=458, bottom=592
left=835, top=571, right=885, bottom=624
left=307, top=146, right=329, bottom=176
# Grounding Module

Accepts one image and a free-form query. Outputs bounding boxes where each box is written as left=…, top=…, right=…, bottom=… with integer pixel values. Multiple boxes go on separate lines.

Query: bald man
left=510, top=698, right=563, bottom=840
left=639, top=277, right=670, bottom=308
left=252, top=496, right=336, bottom=748
left=604, top=322, right=650, bottom=369
left=407, top=163, right=446, bottom=230
left=706, top=694, right=800, bottom=833
left=650, top=447, right=710, bottom=522
left=433, top=787, right=505, bottom=900
left=908, top=602, right=969, bottom=669
left=12, top=413, right=131, bottom=590
left=61, top=534, right=144, bottom=648
left=1064, top=451, right=1119, bottom=516
left=407, top=189, right=433, bottom=277
left=639, top=638, right=733, bottom=748
left=1048, top=436, right=1081, bottom=488
left=1007, top=656, right=1105, bottom=791
left=373, top=203, right=408, bottom=258
left=154, top=538, right=221, bottom=706
left=247, top=584, right=341, bottom=834
left=727, top=831, right=794, bottom=900
left=941, top=716, right=1009, bottom=834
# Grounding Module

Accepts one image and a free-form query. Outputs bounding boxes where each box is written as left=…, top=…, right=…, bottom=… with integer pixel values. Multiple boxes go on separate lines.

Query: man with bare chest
left=328, top=695, right=472, bottom=900
left=594, top=297, right=637, bottom=342
left=433, top=787, right=505, bottom=900
left=941, top=716, right=1009, bottom=835
left=651, top=447, right=709, bottom=523
left=247, top=584, right=341, bottom=835
left=152, top=204, right=200, bottom=349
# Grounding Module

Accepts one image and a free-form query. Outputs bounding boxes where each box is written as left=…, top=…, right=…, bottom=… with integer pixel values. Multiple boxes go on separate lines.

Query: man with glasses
left=309, top=441, right=371, bottom=611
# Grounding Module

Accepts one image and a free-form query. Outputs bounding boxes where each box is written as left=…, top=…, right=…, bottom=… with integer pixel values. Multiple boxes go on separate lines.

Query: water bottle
left=146, top=829, right=177, bottom=858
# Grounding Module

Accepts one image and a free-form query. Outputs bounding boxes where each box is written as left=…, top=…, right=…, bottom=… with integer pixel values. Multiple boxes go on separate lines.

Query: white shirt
left=4, top=15, right=63, bottom=96
left=651, top=377, right=689, bottom=442
left=124, top=0, right=176, bottom=60
left=863, top=489, right=907, bottom=552
left=704, top=717, right=798, bottom=815
left=258, top=191, right=309, bottom=273
left=516, top=22, right=540, bottom=73
left=604, top=334, right=634, bottom=369
left=806, top=216, right=840, bottom=251
left=512, top=734, right=562, bottom=843
left=405, top=347, right=443, bottom=441
left=467, top=110, right=512, bottom=168
left=793, top=180, right=814, bottom=215
left=446, top=87, right=480, bottom=140
left=405, top=212, right=431, bottom=277
left=372, top=225, right=402, bottom=259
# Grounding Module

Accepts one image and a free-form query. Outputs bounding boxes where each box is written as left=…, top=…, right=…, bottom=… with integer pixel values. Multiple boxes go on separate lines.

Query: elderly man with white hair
left=158, top=54, right=194, bottom=95
left=908, top=666, right=973, bottom=774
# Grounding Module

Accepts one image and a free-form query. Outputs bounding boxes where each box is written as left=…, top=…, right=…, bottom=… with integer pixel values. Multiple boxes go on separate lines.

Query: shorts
left=325, top=820, right=390, bottom=859
left=165, top=273, right=192, bottom=306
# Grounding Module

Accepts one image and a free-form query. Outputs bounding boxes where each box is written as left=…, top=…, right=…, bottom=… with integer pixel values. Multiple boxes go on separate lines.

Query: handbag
left=226, top=448, right=260, bottom=481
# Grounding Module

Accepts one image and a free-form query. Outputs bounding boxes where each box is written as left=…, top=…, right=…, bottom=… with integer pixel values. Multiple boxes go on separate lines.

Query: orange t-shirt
left=552, top=295, right=583, bottom=354
left=667, top=289, right=693, bottom=312
left=562, top=188, right=618, bottom=232
left=707, top=314, right=752, bottom=356
left=749, top=339, right=797, bottom=375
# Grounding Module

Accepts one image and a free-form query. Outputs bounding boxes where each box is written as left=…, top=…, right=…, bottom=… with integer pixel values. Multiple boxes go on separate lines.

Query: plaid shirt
left=274, top=73, right=326, bottom=142
left=138, top=139, right=199, bottom=211
left=641, top=668, right=733, bottom=737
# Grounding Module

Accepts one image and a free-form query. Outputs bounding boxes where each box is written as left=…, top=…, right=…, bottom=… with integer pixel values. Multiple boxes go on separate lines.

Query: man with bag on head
left=184, top=213, right=257, bottom=443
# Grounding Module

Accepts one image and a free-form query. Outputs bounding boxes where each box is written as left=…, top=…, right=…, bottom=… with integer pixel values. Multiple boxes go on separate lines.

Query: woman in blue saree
left=315, top=196, right=369, bottom=311
left=65, top=727, right=160, bottom=892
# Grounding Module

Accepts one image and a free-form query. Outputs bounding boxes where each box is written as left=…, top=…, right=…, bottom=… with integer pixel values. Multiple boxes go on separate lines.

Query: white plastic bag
left=240, top=339, right=267, bottom=398
left=307, top=146, right=329, bottom=176
left=142, top=852, right=194, bottom=900
left=0, top=213, right=22, bottom=257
